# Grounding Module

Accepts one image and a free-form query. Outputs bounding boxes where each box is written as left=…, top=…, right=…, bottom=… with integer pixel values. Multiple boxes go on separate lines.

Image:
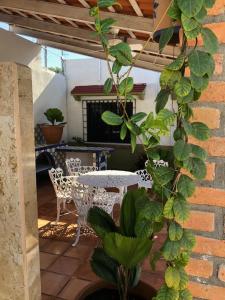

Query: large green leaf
left=174, top=140, right=192, bottom=161
left=160, top=69, right=182, bottom=89
left=190, top=122, right=210, bottom=140
left=188, top=50, right=211, bottom=77
left=100, top=18, right=116, bottom=33
left=120, top=190, right=137, bottom=236
left=178, top=268, right=189, bottom=290
left=191, top=144, right=207, bottom=160
left=102, top=110, right=123, bottom=126
left=190, top=73, right=209, bottom=92
left=156, top=109, right=176, bottom=126
left=173, top=195, right=190, bottom=222
left=112, top=60, right=122, bottom=74
left=139, top=201, right=163, bottom=222
left=177, top=0, right=203, bottom=17
left=167, top=55, right=185, bottom=71
left=118, top=77, right=134, bottom=95
left=103, top=78, right=113, bottom=95
left=195, top=6, right=207, bottom=22
left=181, top=14, right=200, bottom=31
left=162, top=239, right=181, bottom=260
left=188, top=157, right=207, bottom=179
left=120, top=123, right=127, bottom=140
left=150, top=166, right=175, bottom=186
left=165, top=266, right=180, bottom=289
left=98, top=0, right=117, bottom=8
left=169, top=222, right=183, bottom=241
left=179, top=289, right=193, bottom=300
left=104, top=232, right=152, bottom=268
left=184, top=25, right=201, bottom=39
left=168, top=0, right=181, bottom=20
left=87, top=206, right=117, bottom=238
left=135, top=217, right=153, bottom=238
left=163, top=197, right=175, bottom=219
left=156, top=284, right=179, bottom=300
left=177, top=89, right=194, bottom=104
left=177, top=175, right=196, bottom=197
left=180, top=229, right=196, bottom=251
left=109, top=42, right=132, bottom=66
left=155, top=89, right=170, bottom=113
left=159, top=27, right=174, bottom=53
left=90, top=248, right=118, bottom=284
left=201, top=27, right=219, bottom=54
left=131, top=132, right=137, bottom=153
left=175, top=78, right=192, bottom=98
left=131, top=112, right=147, bottom=123
left=204, top=0, right=216, bottom=8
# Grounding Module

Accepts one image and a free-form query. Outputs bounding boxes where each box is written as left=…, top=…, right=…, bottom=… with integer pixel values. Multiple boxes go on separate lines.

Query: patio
left=38, top=177, right=165, bottom=299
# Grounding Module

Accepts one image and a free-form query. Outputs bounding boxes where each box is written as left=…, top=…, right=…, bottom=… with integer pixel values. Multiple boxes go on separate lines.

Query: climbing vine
left=89, top=0, right=218, bottom=299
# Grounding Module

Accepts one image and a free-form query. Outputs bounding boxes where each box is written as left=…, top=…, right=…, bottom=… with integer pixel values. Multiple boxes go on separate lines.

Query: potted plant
left=74, top=0, right=218, bottom=299
left=76, top=189, right=158, bottom=300
left=40, top=108, right=66, bottom=144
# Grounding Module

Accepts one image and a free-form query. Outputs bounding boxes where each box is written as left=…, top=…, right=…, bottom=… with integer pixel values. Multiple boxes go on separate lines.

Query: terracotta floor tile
left=39, top=238, right=50, bottom=251
left=58, top=277, right=90, bottom=300
left=41, top=271, right=69, bottom=296
left=42, top=294, right=63, bottom=300
left=64, top=244, right=92, bottom=260
left=75, top=262, right=99, bottom=282
left=48, top=256, right=81, bottom=276
left=42, top=240, right=70, bottom=255
left=40, top=252, right=58, bottom=270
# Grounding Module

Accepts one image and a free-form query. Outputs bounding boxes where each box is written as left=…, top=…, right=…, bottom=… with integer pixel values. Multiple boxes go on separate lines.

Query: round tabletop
left=77, top=170, right=139, bottom=188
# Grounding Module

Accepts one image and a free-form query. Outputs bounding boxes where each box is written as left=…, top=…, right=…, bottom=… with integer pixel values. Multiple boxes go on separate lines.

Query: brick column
left=183, top=2, right=225, bottom=299
left=0, top=63, right=41, bottom=299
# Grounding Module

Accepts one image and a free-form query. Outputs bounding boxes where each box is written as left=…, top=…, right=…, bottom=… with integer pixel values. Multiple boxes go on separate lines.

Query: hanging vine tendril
left=89, top=0, right=218, bottom=299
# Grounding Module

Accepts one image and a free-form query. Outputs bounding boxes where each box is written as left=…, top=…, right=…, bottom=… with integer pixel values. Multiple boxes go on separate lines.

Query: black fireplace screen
left=82, top=99, right=135, bottom=143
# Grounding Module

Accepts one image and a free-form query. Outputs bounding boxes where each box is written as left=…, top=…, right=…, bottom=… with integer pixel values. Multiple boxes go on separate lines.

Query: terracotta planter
left=153, top=0, right=180, bottom=44
left=75, top=280, right=156, bottom=300
left=40, top=124, right=64, bottom=144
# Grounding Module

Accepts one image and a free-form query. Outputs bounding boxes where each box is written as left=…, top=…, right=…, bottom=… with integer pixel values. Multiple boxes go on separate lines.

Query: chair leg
left=56, top=198, right=61, bottom=224
left=72, top=225, right=81, bottom=247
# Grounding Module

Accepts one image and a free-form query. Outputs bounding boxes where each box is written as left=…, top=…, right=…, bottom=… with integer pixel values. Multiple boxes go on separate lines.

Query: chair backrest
left=145, top=159, right=168, bottom=168
left=66, top=158, right=82, bottom=176
left=49, top=167, right=73, bottom=198
left=78, top=165, right=98, bottom=174
left=135, top=169, right=152, bottom=182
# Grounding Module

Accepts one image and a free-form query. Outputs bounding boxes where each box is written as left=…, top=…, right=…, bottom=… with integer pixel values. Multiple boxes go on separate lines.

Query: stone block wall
left=184, top=1, right=225, bottom=298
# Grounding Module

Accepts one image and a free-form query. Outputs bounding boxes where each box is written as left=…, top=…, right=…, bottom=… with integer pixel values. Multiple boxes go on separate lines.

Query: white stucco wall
left=64, top=58, right=173, bottom=145
left=0, top=28, right=68, bottom=140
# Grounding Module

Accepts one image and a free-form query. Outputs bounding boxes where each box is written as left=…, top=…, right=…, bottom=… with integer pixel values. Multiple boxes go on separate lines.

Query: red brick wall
left=185, top=3, right=225, bottom=298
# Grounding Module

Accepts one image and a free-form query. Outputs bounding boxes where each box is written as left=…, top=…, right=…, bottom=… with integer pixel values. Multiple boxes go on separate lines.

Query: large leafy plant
left=88, top=189, right=161, bottom=299
left=89, top=0, right=218, bottom=299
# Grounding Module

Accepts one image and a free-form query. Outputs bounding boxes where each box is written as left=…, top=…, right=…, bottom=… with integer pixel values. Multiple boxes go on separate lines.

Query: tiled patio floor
left=37, top=176, right=165, bottom=300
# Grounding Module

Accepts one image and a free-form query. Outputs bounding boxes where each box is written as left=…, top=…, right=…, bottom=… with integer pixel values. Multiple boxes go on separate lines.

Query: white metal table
left=77, top=170, right=139, bottom=189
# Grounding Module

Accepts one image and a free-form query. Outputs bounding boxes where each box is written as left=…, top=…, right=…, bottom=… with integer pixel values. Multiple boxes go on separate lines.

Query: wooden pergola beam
left=13, top=26, right=174, bottom=68
left=0, top=0, right=154, bottom=34
left=0, top=12, right=180, bottom=58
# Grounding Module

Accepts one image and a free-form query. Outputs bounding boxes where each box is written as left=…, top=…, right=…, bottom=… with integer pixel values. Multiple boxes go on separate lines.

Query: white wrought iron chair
left=136, top=160, right=168, bottom=189
left=135, top=169, right=153, bottom=189
left=71, top=184, right=118, bottom=246
left=66, top=158, right=82, bottom=176
left=66, top=157, right=98, bottom=176
left=48, top=168, right=76, bottom=223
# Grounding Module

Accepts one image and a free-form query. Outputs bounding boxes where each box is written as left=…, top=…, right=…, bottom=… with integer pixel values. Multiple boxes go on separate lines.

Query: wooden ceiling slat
left=0, top=12, right=180, bottom=58
left=0, top=0, right=154, bottom=34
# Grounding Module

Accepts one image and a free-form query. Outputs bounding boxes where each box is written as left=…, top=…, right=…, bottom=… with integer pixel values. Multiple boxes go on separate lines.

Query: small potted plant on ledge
left=75, top=189, right=158, bottom=300
left=40, top=108, right=66, bottom=144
